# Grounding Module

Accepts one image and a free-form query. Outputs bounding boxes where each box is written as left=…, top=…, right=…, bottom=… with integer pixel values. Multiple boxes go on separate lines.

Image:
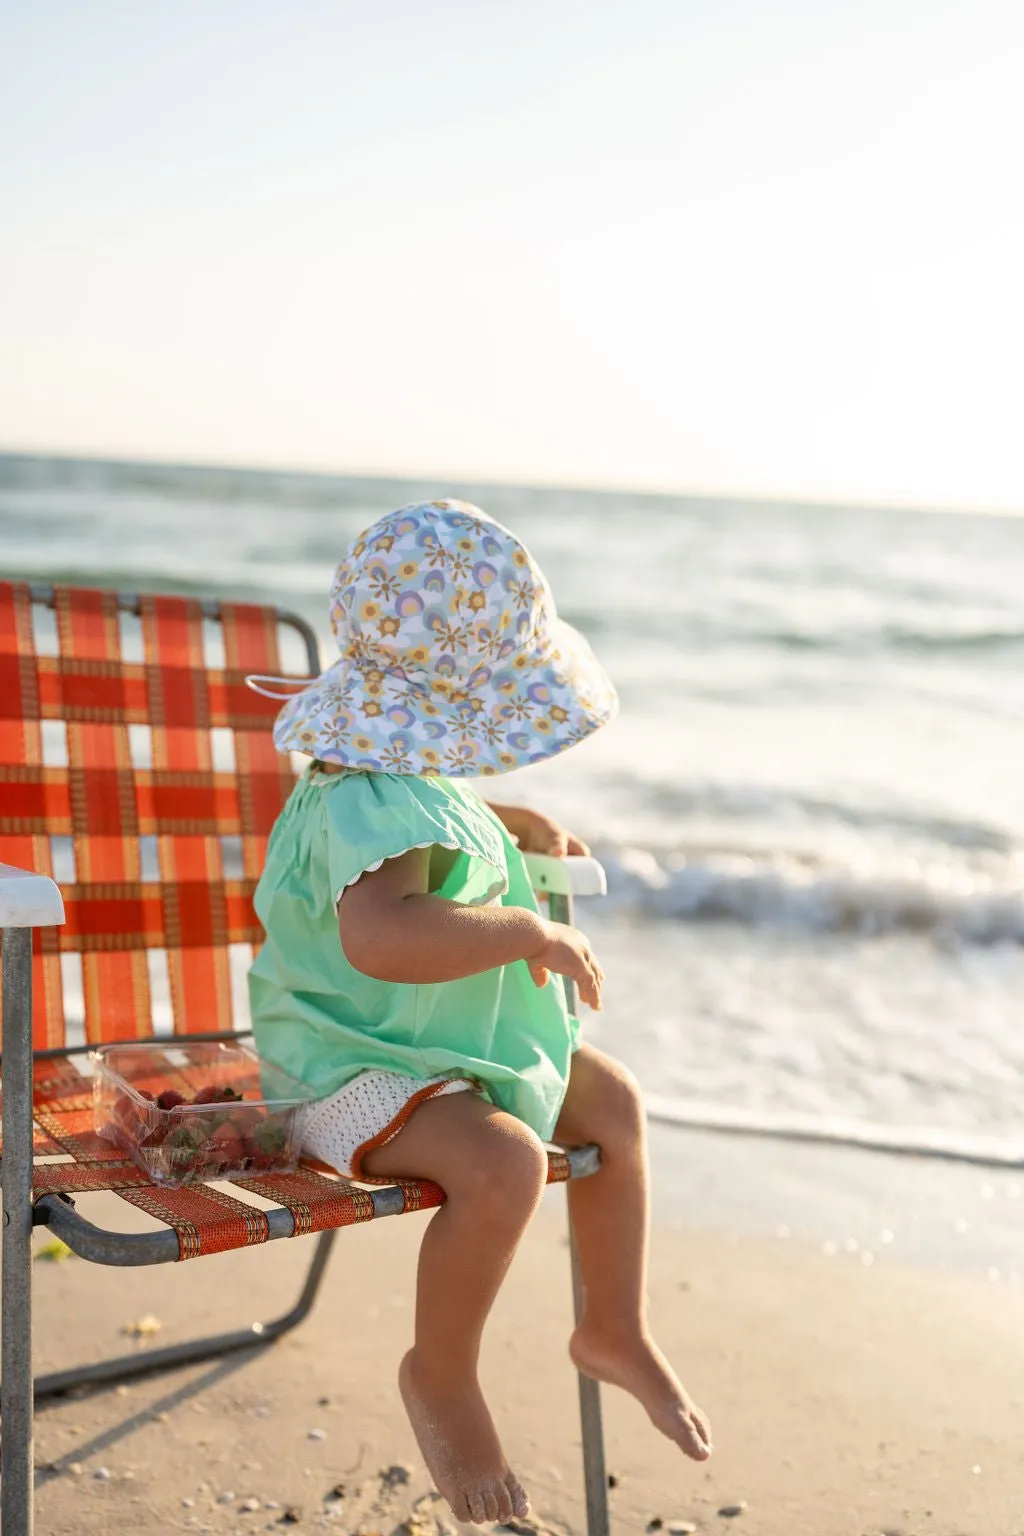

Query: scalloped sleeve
left=319, top=772, right=509, bottom=910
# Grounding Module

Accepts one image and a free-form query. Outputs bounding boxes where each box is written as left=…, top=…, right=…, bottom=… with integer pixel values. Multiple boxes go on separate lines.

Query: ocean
left=3, top=453, right=1023, bottom=1163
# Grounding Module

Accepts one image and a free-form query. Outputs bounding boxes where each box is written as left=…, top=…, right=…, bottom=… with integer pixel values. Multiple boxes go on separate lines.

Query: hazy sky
left=3, top=1, right=1022, bottom=508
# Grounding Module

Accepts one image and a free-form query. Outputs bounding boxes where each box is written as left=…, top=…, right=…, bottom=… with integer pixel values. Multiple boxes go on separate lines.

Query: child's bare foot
left=569, top=1325, right=713, bottom=1461
left=399, top=1349, right=530, bottom=1524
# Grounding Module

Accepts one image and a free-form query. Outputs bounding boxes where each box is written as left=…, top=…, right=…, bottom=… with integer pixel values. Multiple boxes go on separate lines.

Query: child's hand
left=527, top=920, right=604, bottom=1009
left=487, top=803, right=590, bottom=857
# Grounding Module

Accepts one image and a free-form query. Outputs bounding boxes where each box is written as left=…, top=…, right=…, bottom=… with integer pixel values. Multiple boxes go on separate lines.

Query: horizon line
left=2, top=441, right=1022, bottom=521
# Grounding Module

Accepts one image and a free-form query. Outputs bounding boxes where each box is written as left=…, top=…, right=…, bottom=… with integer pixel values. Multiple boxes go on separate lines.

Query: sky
left=2, top=0, right=1023, bottom=510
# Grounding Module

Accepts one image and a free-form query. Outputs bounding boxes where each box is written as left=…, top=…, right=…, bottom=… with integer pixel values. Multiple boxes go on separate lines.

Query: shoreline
left=644, top=1118, right=1022, bottom=1280
left=645, top=1092, right=1024, bottom=1169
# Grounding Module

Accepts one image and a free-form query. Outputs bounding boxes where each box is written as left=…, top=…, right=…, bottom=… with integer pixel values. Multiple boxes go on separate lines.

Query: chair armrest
left=522, top=853, right=607, bottom=899
left=0, top=863, right=65, bottom=928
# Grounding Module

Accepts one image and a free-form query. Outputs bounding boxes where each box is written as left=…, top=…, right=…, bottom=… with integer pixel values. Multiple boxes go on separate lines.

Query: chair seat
left=7, top=1051, right=594, bottom=1264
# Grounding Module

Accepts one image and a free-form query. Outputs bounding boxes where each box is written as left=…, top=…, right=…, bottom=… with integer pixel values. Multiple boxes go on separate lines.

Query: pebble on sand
left=717, top=1502, right=748, bottom=1518
left=240, top=1497, right=261, bottom=1512
left=667, top=1523, right=697, bottom=1534
left=121, top=1313, right=163, bottom=1338
left=307, top=1427, right=328, bottom=1441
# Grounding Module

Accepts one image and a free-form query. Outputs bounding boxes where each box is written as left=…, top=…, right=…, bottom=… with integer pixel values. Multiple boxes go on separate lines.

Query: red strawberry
left=111, top=1091, right=147, bottom=1138
left=208, top=1121, right=246, bottom=1167
left=243, top=1120, right=289, bottom=1173
left=156, top=1089, right=187, bottom=1112
left=191, top=1085, right=224, bottom=1106
left=222, top=1105, right=257, bottom=1137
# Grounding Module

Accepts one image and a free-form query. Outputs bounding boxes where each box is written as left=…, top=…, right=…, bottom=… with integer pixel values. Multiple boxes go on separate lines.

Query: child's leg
left=554, top=1043, right=713, bottom=1461
left=361, top=1092, right=548, bottom=1524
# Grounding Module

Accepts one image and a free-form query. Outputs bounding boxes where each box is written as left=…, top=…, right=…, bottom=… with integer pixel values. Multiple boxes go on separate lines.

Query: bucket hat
left=246, top=499, right=617, bottom=776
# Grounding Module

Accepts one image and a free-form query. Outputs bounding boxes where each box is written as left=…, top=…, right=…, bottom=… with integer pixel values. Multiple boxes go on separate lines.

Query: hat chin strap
left=244, top=673, right=315, bottom=700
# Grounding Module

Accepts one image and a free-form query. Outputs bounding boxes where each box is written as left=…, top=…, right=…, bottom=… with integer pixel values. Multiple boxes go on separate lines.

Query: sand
left=25, top=1130, right=1024, bottom=1536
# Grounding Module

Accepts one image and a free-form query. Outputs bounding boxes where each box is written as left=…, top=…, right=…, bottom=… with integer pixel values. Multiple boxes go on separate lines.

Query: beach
left=30, top=1125, right=1024, bottom=1536
left=5, top=456, right=1023, bottom=1531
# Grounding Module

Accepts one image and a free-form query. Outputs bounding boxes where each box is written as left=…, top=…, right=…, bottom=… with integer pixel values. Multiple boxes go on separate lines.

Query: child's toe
left=449, top=1491, right=473, bottom=1524
left=494, top=1479, right=515, bottom=1523
left=506, top=1473, right=530, bottom=1518
left=685, top=1417, right=712, bottom=1459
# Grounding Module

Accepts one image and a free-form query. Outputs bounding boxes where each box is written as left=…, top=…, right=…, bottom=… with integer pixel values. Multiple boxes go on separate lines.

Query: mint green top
left=247, top=767, right=580, bottom=1142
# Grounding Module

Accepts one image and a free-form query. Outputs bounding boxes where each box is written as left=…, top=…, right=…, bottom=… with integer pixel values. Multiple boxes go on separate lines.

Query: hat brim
left=271, top=617, right=618, bottom=777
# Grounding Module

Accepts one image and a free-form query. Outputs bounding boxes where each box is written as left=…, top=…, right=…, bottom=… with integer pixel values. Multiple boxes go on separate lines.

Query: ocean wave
left=14, top=565, right=278, bottom=600
left=603, top=773, right=1019, bottom=855
left=594, top=842, right=1024, bottom=945
left=743, top=622, right=1024, bottom=654
left=556, top=598, right=1024, bottom=657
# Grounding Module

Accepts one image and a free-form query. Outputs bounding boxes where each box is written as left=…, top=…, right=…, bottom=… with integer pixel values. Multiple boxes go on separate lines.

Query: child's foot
left=399, top=1349, right=530, bottom=1525
left=569, top=1324, right=713, bottom=1461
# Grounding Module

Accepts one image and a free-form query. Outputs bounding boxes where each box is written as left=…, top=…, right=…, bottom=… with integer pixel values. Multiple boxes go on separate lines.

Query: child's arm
left=483, top=803, right=590, bottom=857
left=339, top=846, right=603, bottom=1008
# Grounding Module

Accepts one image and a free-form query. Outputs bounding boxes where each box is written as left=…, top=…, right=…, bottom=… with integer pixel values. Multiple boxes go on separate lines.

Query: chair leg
left=32, top=1227, right=338, bottom=1402
left=2, top=928, right=37, bottom=1536
left=568, top=1207, right=610, bottom=1536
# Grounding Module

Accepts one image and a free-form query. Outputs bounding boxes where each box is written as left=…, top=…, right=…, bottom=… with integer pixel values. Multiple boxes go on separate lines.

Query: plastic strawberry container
left=92, top=1040, right=318, bottom=1188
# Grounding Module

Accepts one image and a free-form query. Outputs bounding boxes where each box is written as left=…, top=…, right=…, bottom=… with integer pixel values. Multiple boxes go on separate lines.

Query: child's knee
left=596, top=1062, right=645, bottom=1149
left=451, top=1115, right=547, bottom=1213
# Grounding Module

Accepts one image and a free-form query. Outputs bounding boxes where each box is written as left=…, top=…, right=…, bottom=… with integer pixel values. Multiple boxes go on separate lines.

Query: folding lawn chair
left=0, top=580, right=610, bottom=1536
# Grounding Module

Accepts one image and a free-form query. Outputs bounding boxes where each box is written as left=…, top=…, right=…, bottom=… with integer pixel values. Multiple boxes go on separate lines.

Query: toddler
left=247, top=500, right=711, bottom=1524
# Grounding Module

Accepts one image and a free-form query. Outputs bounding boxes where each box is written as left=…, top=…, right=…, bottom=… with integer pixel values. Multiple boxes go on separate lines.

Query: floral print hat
left=246, top=499, right=618, bottom=776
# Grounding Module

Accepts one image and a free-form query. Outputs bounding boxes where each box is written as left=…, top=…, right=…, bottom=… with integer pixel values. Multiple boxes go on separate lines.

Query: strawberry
left=156, top=1089, right=187, bottom=1112
left=191, top=1085, right=224, bottom=1106
left=223, top=1104, right=258, bottom=1136
left=252, top=1121, right=287, bottom=1157
left=111, top=1091, right=147, bottom=1138
left=243, top=1120, right=289, bottom=1172
left=191, top=1083, right=244, bottom=1107
left=208, top=1121, right=246, bottom=1167
left=162, top=1124, right=204, bottom=1179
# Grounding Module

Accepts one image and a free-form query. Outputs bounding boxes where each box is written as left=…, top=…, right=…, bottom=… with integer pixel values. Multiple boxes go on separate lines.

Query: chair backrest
left=0, top=581, right=318, bottom=1052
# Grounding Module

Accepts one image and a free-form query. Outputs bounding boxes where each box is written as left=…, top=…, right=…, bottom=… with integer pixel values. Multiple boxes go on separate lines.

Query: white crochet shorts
left=293, top=1070, right=478, bottom=1181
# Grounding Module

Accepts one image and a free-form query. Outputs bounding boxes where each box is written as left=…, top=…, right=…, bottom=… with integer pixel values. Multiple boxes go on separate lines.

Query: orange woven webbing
left=233, top=1169, right=379, bottom=1235
left=0, top=582, right=298, bottom=1047
left=0, top=1053, right=579, bottom=1261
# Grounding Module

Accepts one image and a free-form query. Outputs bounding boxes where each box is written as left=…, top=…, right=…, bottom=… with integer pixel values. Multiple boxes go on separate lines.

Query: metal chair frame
left=0, top=584, right=610, bottom=1536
